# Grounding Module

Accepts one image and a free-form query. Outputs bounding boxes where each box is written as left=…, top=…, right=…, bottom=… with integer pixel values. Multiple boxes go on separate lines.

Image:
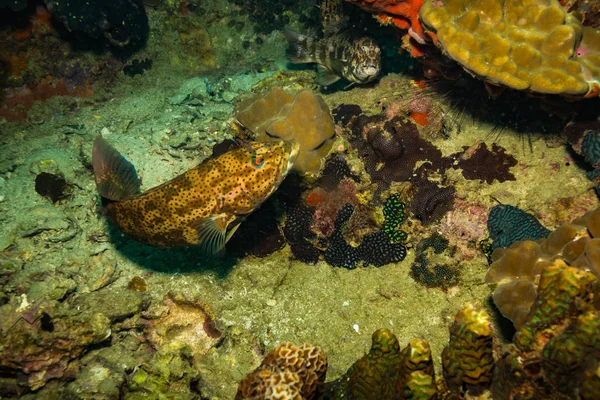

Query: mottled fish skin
left=283, top=0, right=381, bottom=85
left=314, top=33, right=381, bottom=84
left=97, top=140, right=298, bottom=250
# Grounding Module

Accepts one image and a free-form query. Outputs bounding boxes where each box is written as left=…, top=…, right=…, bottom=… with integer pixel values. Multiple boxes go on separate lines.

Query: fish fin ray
left=92, top=136, right=141, bottom=201
left=192, top=214, right=241, bottom=256
left=283, top=29, right=314, bottom=64
left=317, top=65, right=341, bottom=86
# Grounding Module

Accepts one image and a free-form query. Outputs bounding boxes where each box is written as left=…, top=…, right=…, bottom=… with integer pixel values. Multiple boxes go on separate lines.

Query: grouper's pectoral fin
left=192, top=214, right=243, bottom=256
left=92, top=136, right=141, bottom=201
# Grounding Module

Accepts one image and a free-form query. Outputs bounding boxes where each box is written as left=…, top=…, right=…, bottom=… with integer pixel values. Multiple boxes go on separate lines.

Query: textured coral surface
left=235, top=88, right=336, bottom=175
left=487, top=206, right=600, bottom=328
left=420, top=0, right=600, bottom=96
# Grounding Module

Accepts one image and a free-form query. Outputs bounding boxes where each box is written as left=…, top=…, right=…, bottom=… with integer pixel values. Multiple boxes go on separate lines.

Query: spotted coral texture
left=441, top=303, right=494, bottom=396
left=235, top=87, right=336, bottom=175
left=420, top=0, right=600, bottom=96
left=486, top=206, right=600, bottom=328
left=235, top=343, right=327, bottom=400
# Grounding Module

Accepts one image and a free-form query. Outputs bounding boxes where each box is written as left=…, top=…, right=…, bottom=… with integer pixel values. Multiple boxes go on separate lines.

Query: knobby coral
left=420, top=0, right=600, bottom=97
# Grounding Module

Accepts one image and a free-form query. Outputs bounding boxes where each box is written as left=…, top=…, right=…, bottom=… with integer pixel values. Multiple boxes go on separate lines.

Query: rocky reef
left=1, top=0, right=599, bottom=398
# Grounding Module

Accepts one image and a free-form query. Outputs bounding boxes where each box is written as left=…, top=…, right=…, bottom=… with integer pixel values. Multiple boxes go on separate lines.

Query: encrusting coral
left=419, top=0, right=600, bottom=97
left=486, top=205, right=600, bottom=328
left=235, top=87, right=336, bottom=175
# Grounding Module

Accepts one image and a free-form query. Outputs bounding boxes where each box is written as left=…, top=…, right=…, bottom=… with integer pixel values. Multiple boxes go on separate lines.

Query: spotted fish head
left=349, top=36, right=382, bottom=84
left=234, top=140, right=299, bottom=207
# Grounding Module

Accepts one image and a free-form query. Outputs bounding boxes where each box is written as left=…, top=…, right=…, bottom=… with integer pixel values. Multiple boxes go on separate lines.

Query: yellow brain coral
left=420, top=0, right=600, bottom=97
left=235, top=87, right=336, bottom=175
left=486, top=207, right=600, bottom=328
left=235, top=343, right=327, bottom=400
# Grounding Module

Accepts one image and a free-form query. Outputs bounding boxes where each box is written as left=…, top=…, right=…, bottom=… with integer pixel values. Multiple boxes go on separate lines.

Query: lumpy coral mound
left=235, top=87, right=336, bottom=175
left=420, top=0, right=600, bottom=97
left=486, top=206, right=600, bottom=328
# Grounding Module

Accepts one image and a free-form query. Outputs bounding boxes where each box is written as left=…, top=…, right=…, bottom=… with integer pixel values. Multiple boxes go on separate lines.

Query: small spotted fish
left=92, top=136, right=299, bottom=254
left=283, top=0, right=381, bottom=86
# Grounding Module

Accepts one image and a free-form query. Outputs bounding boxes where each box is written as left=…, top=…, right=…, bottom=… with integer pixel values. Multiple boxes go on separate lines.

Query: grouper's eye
left=250, top=153, right=265, bottom=168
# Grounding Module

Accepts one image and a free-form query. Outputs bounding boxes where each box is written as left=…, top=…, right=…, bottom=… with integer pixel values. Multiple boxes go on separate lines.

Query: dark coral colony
left=1, top=0, right=600, bottom=398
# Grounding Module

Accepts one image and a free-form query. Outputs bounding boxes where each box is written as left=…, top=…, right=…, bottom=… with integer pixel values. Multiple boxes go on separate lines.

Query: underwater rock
left=235, top=87, right=336, bottom=175
left=166, top=77, right=209, bottom=105
left=34, top=172, right=72, bottom=203
left=127, top=348, right=203, bottom=399
left=144, top=293, right=222, bottom=363
left=46, top=0, right=149, bottom=55
left=0, top=296, right=112, bottom=391
left=123, top=58, right=153, bottom=77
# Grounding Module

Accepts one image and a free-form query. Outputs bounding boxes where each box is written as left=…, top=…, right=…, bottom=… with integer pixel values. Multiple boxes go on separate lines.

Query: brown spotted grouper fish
left=92, top=137, right=299, bottom=254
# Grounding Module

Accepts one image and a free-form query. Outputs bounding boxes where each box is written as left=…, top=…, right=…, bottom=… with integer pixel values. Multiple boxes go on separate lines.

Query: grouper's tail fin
left=92, top=136, right=141, bottom=201
left=283, top=29, right=315, bottom=64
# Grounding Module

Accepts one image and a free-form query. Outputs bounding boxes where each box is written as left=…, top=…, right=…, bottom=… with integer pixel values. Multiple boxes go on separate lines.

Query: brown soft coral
left=419, top=0, right=600, bottom=97
left=486, top=206, right=600, bottom=328
left=235, top=88, right=336, bottom=175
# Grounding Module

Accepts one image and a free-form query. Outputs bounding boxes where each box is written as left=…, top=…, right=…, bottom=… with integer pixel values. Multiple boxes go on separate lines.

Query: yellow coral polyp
left=420, top=0, right=600, bottom=97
